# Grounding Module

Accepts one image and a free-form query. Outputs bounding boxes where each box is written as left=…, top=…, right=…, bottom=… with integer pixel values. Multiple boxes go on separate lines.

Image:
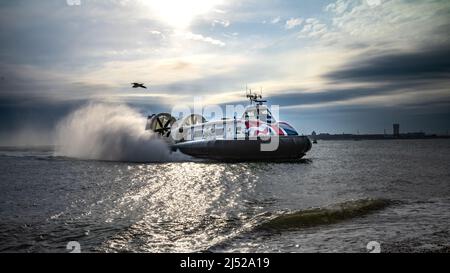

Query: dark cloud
left=266, top=77, right=449, bottom=108
left=276, top=96, right=450, bottom=135
left=325, top=45, right=450, bottom=83
left=0, top=98, right=85, bottom=132
left=268, top=87, right=384, bottom=107
left=296, top=43, right=450, bottom=133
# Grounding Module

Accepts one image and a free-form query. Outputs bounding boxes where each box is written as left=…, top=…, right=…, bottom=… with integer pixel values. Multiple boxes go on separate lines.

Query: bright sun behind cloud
left=143, top=0, right=224, bottom=29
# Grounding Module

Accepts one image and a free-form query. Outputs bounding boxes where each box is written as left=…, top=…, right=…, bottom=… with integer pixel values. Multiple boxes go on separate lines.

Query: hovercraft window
left=258, top=109, right=273, bottom=123
left=245, top=110, right=257, bottom=120
left=215, top=128, right=224, bottom=136
left=244, top=109, right=273, bottom=123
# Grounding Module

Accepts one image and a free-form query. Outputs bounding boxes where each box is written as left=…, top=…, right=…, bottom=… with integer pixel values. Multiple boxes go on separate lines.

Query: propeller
left=149, top=113, right=175, bottom=137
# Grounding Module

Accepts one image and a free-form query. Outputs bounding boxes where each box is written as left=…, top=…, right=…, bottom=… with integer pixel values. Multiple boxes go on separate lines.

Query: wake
left=54, top=103, right=179, bottom=162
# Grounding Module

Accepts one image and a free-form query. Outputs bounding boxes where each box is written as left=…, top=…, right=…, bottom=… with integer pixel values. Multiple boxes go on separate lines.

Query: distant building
left=393, top=123, right=400, bottom=137
left=404, top=132, right=426, bottom=138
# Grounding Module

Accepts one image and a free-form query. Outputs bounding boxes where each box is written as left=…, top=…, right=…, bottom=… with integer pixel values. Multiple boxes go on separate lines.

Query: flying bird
left=131, top=82, right=147, bottom=89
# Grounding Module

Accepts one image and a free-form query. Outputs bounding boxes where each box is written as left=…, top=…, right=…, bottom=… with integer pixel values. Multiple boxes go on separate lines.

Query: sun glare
left=144, top=0, right=223, bottom=29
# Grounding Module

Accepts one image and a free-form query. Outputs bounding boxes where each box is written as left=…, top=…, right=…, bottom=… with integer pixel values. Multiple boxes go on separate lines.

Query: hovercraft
left=145, top=92, right=312, bottom=161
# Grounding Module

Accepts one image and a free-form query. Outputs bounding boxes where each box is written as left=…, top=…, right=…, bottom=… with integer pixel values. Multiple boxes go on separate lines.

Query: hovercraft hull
left=172, top=136, right=312, bottom=161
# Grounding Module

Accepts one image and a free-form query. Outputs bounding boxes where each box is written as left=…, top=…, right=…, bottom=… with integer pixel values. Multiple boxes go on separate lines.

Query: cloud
left=212, top=19, right=230, bottom=27
left=322, top=0, right=450, bottom=50
left=285, top=17, right=303, bottom=29
left=181, top=32, right=226, bottom=47
left=149, top=30, right=162, bottom=35
left=298, top=18, right=327, bottom=38
left=271, top=17, right=281, bottom=24
left=325, top=0, right=353, bottom=14
left=270, top=87, right=389, bottom=107
left=1, top=0, right=450, bottom=134
left=0, top=1, right=169, bottom=67
left=280, top=88, right=450, bottom=113
left=366, top=0, right=382, bottom=7
left=325, top=45, right=450, bottom=83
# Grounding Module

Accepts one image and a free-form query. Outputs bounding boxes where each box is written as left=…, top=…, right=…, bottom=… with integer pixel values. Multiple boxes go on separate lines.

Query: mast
left=246, top=87, right=267, bottom=105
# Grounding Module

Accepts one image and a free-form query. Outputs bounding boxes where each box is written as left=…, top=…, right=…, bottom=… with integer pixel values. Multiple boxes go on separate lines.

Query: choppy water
left=0, top=140, right=449, bottom=253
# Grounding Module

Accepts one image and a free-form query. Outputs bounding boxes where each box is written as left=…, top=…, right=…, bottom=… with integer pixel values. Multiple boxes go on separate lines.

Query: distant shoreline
left=308, top=134, right=450, bottom=141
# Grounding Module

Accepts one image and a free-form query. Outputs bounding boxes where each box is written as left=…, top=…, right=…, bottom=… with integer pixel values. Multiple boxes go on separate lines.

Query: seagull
left=131, top=82, right=147, bottom=89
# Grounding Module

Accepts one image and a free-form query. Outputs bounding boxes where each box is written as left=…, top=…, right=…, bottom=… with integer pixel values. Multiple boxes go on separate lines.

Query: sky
left=0, top=0, right=450, bottom=141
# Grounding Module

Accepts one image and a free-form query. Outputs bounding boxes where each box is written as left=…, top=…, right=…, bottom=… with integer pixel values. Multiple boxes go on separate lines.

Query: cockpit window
left=245, top=110, right=257, bottom=119
left=244, top=108, right=274, bottom=123
left=258, top=109, right=272, bottom=122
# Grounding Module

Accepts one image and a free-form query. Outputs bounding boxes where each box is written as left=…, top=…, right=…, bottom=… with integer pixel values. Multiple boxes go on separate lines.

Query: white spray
left=54, top=103, right=174, bottom=162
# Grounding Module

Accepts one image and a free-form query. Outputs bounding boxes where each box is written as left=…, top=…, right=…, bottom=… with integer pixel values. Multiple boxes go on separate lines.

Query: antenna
left=245, top=86, right=267, bottom=105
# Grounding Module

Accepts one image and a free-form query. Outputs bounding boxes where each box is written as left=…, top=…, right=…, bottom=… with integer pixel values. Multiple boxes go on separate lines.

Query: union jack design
left=245, top=120, right=287, bottom=137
